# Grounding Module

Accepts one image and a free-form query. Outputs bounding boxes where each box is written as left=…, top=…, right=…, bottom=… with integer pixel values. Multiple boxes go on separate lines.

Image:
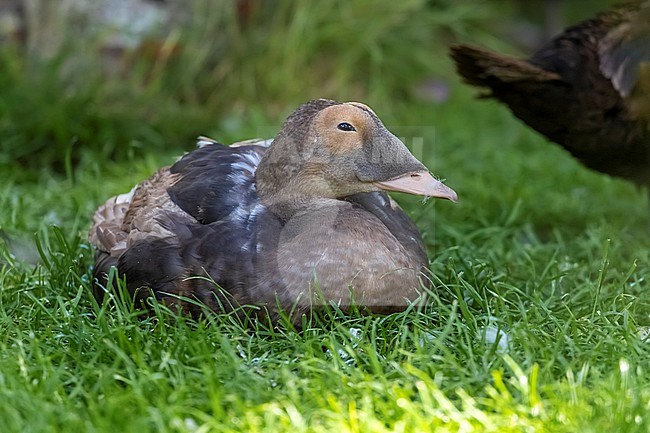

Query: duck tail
left=89, top=193, right=132, bottom=254
left=449, top=44, right=562, bottom=96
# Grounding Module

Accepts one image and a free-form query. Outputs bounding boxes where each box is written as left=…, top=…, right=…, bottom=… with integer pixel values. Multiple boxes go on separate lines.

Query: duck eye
left=337, top=122, right=356, bottom=132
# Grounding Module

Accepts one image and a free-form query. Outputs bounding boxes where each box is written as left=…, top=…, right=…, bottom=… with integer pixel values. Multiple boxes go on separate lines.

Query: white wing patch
left=231, top=150, right=262, bottom=173
left=250, top=203, right=266, bottom=219
left=230, top=205, right=249, bottom=222
left=196, top=136, right=220, bottom=148
left=230, top=138, right=273, bottom=148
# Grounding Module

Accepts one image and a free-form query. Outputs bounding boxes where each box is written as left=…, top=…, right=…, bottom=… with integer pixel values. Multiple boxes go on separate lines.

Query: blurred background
left=3, top=0, right=637, bottom=265
left=0, top=0, right=615, bottom=174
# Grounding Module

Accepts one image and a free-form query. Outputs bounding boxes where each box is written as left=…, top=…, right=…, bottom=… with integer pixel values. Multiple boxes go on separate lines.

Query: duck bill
left=375, top=171, right=458, bottom=202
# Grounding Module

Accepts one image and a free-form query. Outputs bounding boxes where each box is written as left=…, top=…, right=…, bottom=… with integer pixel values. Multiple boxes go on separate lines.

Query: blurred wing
left=599, top=3, right=650, bottom=98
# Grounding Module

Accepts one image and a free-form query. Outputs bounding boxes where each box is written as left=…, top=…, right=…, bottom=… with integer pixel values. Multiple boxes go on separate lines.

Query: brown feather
left=88, top=100, right=456, bottom=323
left=450, top=2, right=650, bottom=187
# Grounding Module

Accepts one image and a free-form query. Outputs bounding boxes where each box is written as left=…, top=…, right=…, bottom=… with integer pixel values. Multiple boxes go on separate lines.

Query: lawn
left=1, top=1, right=649, bottom=432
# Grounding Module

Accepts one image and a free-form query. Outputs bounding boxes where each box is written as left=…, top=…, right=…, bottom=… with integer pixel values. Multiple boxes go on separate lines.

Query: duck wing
left=450, top=2, right=650, bottom=186
left=90, top=139, right=276, bottom=311
left=599, top=2, right=650, bottom=121
left=599, top=3, right=650, bottom=98
left=167, top=140, right=267, bottom=224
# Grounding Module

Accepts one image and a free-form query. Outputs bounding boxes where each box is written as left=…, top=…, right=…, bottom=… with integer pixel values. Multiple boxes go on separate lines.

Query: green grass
left=3, top=0, right=650, bottom=431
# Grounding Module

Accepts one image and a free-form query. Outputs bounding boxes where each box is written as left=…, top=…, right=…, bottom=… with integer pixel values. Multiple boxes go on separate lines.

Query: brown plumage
left=450, top=2, right=650, bottom=187
left=89, top=99, right=457, bottom=323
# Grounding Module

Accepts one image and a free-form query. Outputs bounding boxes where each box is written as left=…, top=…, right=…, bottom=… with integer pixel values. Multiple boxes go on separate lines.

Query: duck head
left=255, top=99, right=457, bottom=216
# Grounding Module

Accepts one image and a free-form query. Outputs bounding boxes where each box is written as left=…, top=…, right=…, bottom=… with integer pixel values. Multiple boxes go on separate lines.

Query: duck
left=449, top=2, right=650, bottom=189
left=89, top=99, right=457, bottom=322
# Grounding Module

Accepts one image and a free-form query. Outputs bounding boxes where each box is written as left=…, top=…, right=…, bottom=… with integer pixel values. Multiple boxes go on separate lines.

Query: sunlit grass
left=3, top=88, right=650, bottom=431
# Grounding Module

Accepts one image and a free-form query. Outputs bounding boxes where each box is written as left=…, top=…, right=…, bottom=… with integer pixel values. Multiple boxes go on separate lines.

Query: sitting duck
left=89, top=99, right=457, bottom=321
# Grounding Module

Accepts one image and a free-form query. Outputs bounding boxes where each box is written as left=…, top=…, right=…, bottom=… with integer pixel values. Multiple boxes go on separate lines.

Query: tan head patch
left=313, top=103, right=377, bottom=154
